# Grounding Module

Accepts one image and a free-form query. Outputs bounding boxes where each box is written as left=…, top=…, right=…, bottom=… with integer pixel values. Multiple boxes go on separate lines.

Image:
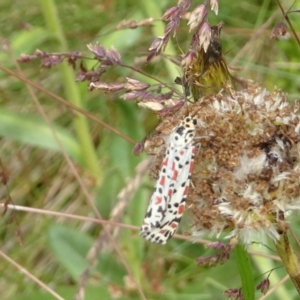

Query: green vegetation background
left=0, top=0, right=300, bottom=299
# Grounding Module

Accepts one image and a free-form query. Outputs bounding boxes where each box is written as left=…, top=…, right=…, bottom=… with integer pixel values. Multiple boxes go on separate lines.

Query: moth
left=140, top=115, right=197, bottom=244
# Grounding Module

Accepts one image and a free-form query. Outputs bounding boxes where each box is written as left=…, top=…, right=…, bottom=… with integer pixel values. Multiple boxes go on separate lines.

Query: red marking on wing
left=170, top=222, right=178, bottom=229
left=179, top=150, right=185, bottom=155
left=162, top=158, right=168, bottom=166
left=183, top=186, right=189, bottom=195
left=155, top=196, right=163, bottom=204
left=171, top=162, right=178, bottom=180
left=159, top=175, right=165, bottom=186
left=168, top=188, right=173, bottom=196
left=171, top=161, right=176, bottom=170
left=178, top=204, right=185, bottom=214
left=172, top=170, right=178, bottom=180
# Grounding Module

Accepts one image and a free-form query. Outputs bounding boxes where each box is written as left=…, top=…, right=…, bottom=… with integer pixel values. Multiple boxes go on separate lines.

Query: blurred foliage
left=0, top=0, right=300, bottom=299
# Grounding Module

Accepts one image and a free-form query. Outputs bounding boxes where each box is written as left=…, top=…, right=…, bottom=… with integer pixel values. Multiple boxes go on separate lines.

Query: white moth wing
left=141, top=143, right=196, bottom=244
left=140, top=116, right=197, bottom=244
left=142, top=140, right=177, bottom=228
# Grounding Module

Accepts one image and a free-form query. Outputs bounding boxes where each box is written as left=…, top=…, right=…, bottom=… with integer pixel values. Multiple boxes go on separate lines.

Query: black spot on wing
left=145, top=207, right=152, bottom=217
left=175, top=126, right=185, bottom=136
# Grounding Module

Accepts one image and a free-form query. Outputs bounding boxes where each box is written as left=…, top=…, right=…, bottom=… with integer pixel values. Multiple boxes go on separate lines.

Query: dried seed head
left=270, top=21, right=289, bottom=40
left=210, top=0, right=219, bottom=15
left=185, top=23, right=233, bottom=99
left=187, top=4, right=207, bottom=32
left=256, top=278, right=270, bottom=295
left=197, top=22, right=211, bottom=53
left=87, top=43, right=121, bottom=65
left=145, top=86, right=300, bottom=245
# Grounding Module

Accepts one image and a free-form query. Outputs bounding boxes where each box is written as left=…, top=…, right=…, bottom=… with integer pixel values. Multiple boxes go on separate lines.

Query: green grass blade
left=0, top=107, right=81, bottom=161
left=40, top=0, right=101, bottom=177
left=235, top=243, right=255, bottom=300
